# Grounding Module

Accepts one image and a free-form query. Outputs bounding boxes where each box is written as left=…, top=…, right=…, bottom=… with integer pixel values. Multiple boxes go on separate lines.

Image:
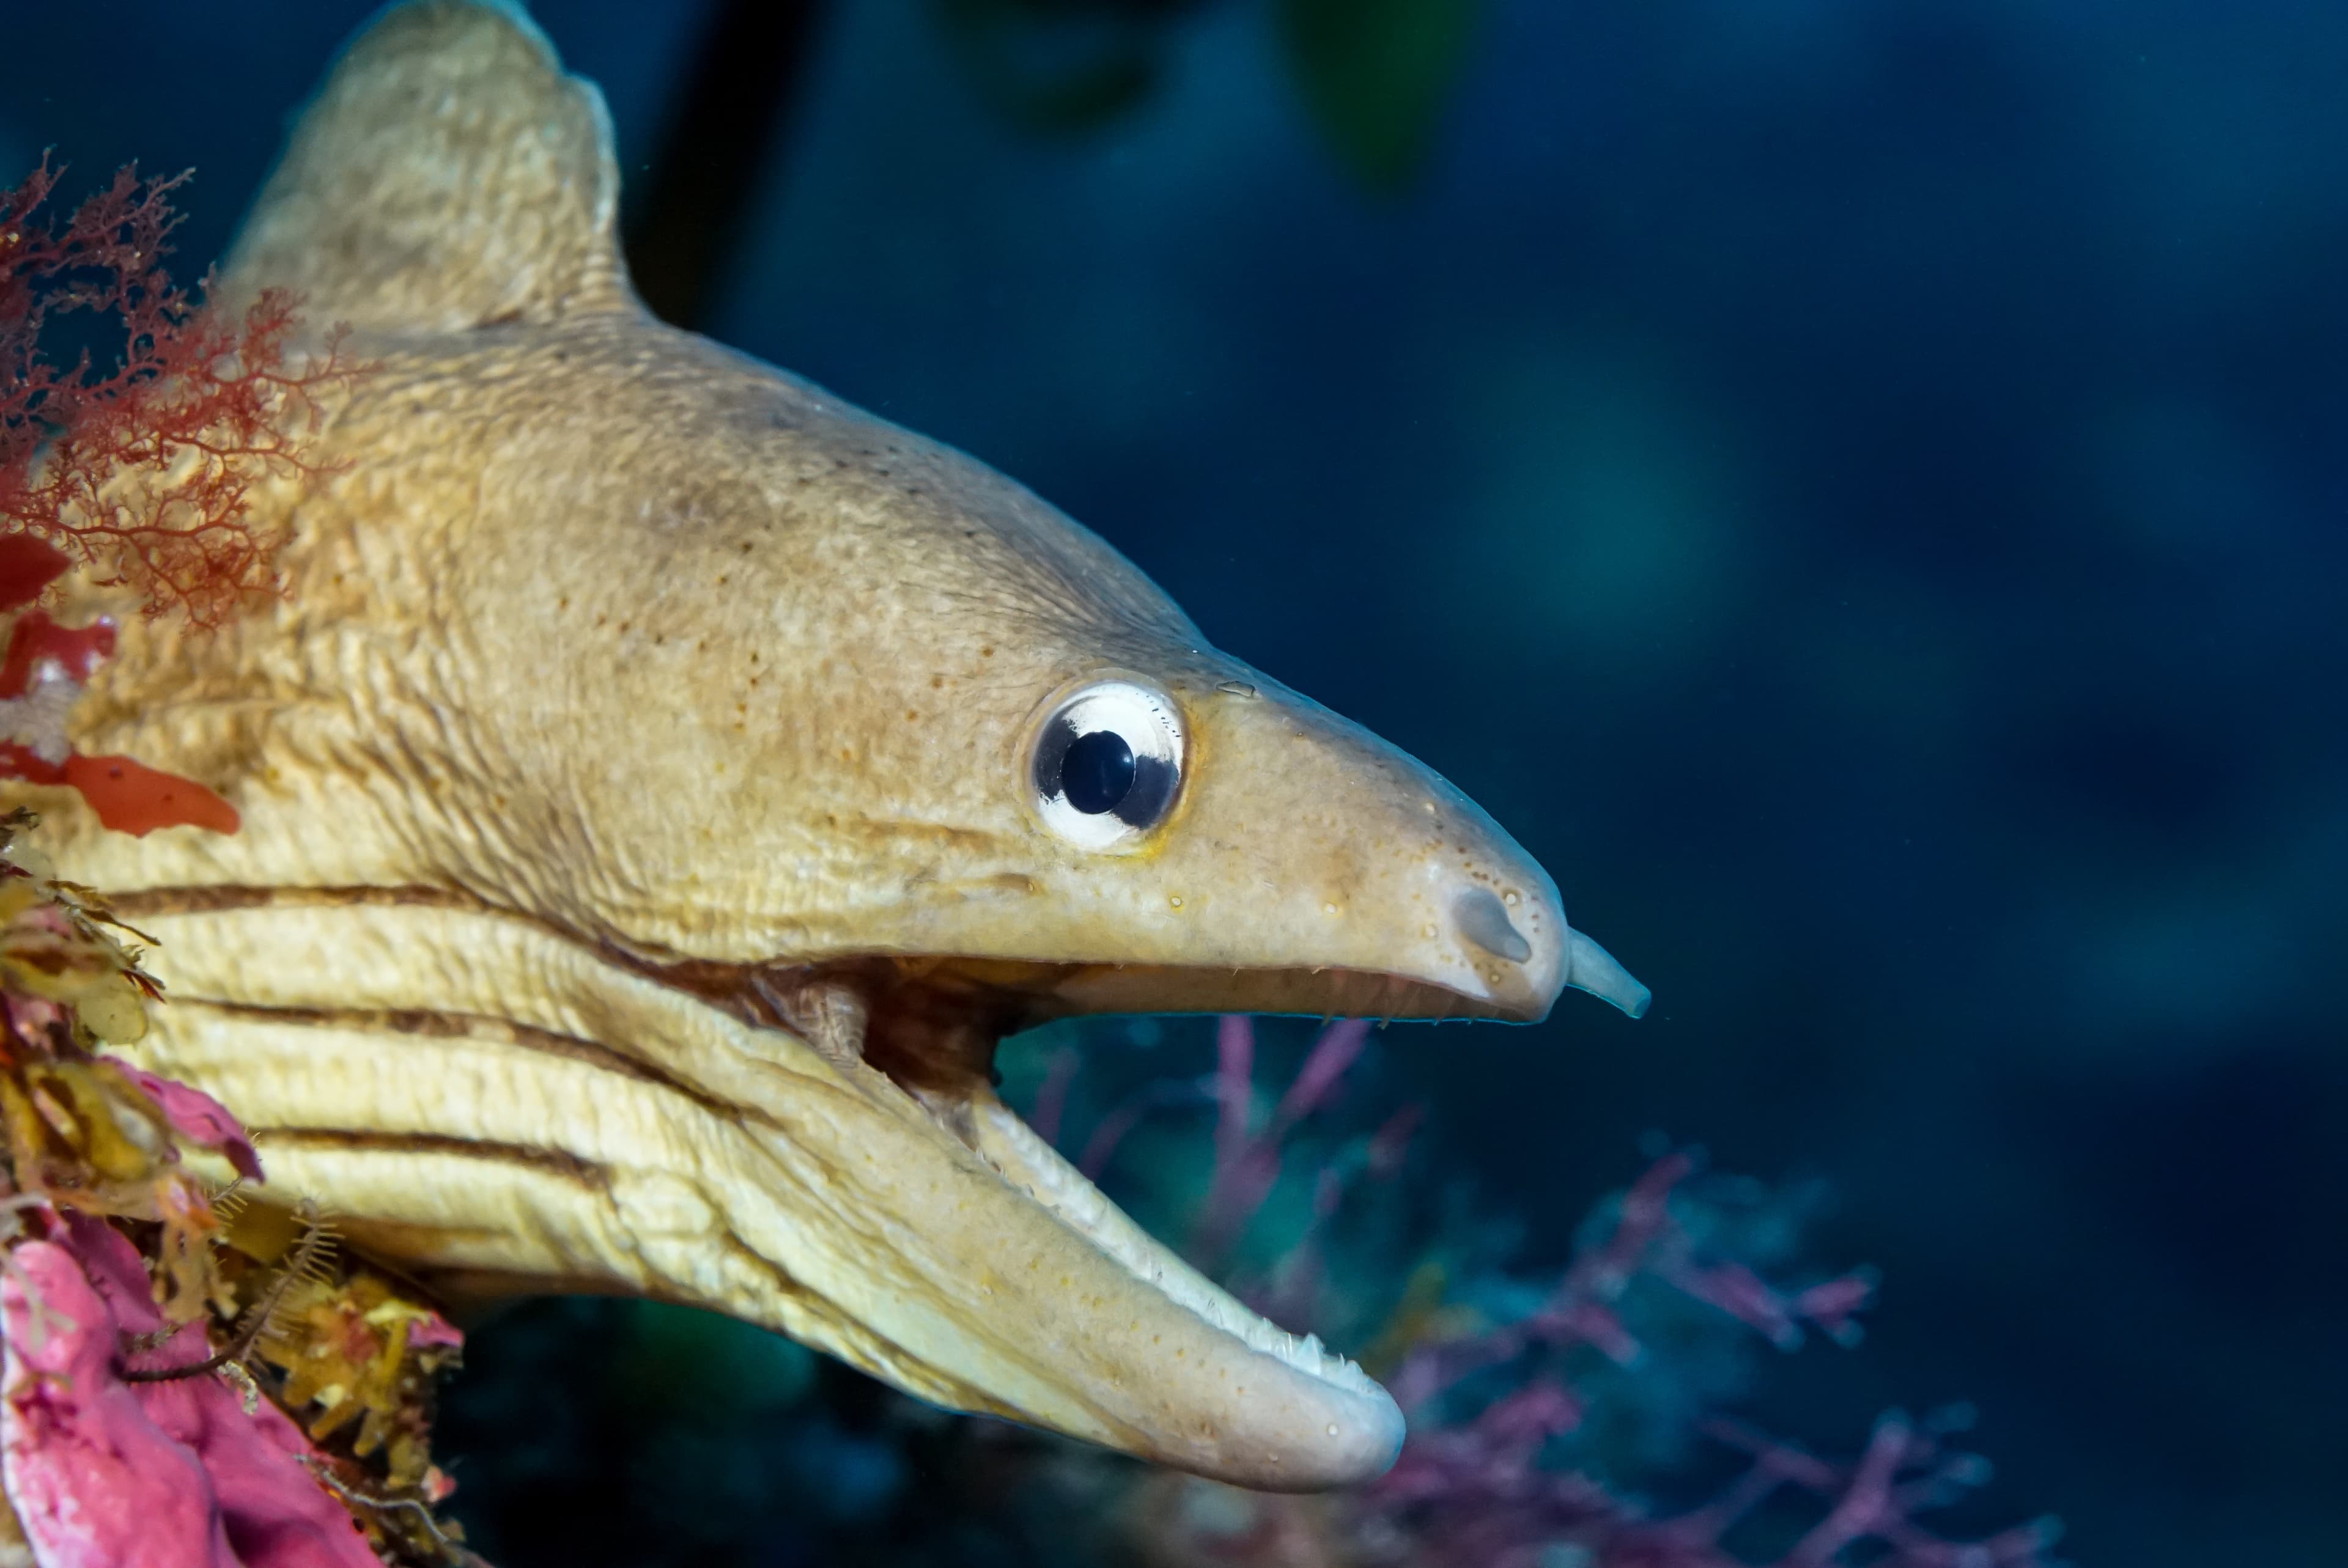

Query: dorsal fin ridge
left=224, top=0, right=633, bottom=333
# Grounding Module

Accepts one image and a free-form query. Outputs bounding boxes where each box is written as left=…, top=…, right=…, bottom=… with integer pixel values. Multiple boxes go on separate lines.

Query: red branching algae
left=0, top=156, right=357, bottom=837
left=1, top=157, right=356, bottom=629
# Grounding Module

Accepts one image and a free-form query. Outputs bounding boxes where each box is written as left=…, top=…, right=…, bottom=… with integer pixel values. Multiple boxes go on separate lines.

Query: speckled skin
left=6, top=0, right=1633, bottom=1492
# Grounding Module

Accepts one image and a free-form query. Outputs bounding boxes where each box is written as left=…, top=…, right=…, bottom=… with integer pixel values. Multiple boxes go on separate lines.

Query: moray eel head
left=21, top=0, right=1647, bottom=1493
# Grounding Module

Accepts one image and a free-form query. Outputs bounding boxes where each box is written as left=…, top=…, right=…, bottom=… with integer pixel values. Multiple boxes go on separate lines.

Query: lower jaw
left=662, top=961, right=1408, bottom=1463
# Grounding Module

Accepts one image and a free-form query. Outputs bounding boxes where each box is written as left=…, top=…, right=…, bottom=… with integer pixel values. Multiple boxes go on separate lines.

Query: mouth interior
left=654, top=952, right=1392, bottom=1402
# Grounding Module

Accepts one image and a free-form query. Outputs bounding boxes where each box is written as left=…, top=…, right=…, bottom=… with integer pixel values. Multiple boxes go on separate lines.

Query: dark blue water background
left=10, top=4, right=2344, bottom=1562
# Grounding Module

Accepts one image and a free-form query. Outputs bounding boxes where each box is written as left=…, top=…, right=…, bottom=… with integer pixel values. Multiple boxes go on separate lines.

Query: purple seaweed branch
left=1033, top=1015, right=2066, bottom=1567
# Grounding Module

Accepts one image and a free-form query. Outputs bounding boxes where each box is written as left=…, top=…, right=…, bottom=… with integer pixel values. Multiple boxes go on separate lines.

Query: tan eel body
left=6, top=0, right=1648, bottom=1491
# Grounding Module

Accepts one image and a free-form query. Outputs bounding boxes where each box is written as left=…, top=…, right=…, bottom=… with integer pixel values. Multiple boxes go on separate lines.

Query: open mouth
left=650, top=952, right=1404, bottom=1428
left=616, top=933, right=1641, bottom=1484
left=102, top=886, right=1649, bottom=1489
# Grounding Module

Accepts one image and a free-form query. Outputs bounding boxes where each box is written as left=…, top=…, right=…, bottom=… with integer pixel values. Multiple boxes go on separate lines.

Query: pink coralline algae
left=104, top=1059, right=264, bottom=1183
left=0, top=837, right=465, bottom=1564
left=3, top=157, right=363, bottom=839
left=2, top=1212, right=379, bottom=1568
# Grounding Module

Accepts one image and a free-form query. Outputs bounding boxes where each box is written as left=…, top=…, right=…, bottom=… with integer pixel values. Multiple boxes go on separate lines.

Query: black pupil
left=1061, top=728, right=1137, bottom=815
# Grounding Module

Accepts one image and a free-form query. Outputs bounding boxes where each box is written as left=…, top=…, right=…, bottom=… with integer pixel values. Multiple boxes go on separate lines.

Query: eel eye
left=1030, top=680, right=1185, bottom=850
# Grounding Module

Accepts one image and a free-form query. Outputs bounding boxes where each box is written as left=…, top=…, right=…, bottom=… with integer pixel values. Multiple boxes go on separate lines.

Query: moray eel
left=17, top=0, right=1648, bottom=1492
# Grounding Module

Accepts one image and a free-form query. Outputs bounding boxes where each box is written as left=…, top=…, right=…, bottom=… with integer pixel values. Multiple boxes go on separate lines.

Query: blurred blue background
left=10, top=2, right=2345, bottom=1562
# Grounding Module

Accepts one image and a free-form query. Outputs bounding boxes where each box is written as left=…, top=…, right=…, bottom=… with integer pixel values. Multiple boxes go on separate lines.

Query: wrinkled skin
left=11, top=0, right=1645, bottom=1492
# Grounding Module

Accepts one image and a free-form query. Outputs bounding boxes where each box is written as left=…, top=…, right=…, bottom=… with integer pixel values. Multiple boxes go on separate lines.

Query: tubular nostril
left=1453, top=888, right=1533, bottom=964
